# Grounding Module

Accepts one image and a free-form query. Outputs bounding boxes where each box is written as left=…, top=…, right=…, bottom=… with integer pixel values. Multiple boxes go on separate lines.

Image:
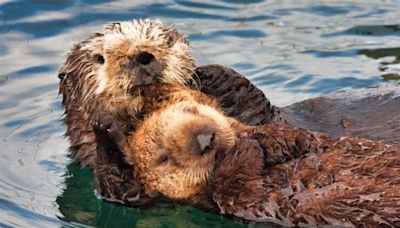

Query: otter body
left=108, top=93, right=400, bottom=227
left=59, top=19, right=400, bottom=208
left=59, top=19, right=284, bottom=205
left=59, top=19, right=281, bottom=168
left=210, top=125, right=400, bottom=227
left=90, top=84, right=221, bottom=204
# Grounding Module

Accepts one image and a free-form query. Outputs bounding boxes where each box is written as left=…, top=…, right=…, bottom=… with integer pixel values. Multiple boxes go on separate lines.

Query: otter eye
left=157, top=154, right=169, bottom=165
left=94, top=54, right=105, bottom=64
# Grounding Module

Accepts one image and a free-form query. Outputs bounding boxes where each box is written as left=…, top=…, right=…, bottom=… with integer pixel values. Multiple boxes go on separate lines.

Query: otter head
left=126, top=101, right=237, bottom=200
left=59, top=19, right=195, bottom=116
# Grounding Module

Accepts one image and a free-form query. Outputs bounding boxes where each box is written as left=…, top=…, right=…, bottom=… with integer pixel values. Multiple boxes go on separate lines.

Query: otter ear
left=58, top=72, right=68, bottom=85
left=166, top=28, right=189, bottom=46
left=104, top=22, right=122, bottom=33
left=58, top=72, right=66, bottom=80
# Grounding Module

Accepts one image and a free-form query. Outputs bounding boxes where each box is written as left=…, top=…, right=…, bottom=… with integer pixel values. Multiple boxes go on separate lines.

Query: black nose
left=136, top=52, right=155, bottom=65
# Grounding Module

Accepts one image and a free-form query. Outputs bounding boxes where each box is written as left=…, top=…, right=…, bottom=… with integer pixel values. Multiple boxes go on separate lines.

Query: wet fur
left=90, top=84, right=227, bottom=204
left=59, top=19, right=400, bottom=215
left=59, top=19, right=195, bottom=167
left=60, top=19, right=194, bottom=117
left=117, top=96, right=400, bottom=227
left=210, top=125, right=400, bottom=227
left=58, top=19, right=281, bottom=169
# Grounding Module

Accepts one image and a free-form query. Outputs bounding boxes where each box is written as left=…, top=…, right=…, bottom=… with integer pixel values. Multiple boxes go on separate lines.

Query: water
left=0, top=0, right=399, bottom=227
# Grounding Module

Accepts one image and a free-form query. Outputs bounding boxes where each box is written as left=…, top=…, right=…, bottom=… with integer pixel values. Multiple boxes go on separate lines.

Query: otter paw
left=91, top=112, right=115, bottom=133
left=90, top=112, right=127, bottom=157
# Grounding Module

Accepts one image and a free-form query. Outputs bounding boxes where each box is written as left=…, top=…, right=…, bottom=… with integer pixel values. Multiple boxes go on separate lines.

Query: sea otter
left=58, top=19, right=194, bottom=167
left=95, top=88, right=399, bottom=227
left=58, top=18, right=284, bottom=205
left=58, top=19, right=280, bottom=168
left=90, top=83, right=225, bottom=204
left=59, top=18, right=400, bottom=206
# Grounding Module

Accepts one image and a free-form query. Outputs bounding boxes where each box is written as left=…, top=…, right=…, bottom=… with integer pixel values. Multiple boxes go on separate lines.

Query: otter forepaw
left=91, top=112, right=115, bottom=133
left=91, top=112, right=125, bottom=142
left=90, top=112, right=127, bottom=163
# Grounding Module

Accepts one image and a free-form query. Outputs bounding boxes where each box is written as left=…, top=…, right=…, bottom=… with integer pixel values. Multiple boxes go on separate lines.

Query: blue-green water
left=0, top=0, right=399, bottom=227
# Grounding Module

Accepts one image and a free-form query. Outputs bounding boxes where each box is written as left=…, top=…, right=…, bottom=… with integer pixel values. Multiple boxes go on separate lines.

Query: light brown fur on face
left=59, top=19, right=195, bottom=118
left=126, top=95, right=238, bottom=199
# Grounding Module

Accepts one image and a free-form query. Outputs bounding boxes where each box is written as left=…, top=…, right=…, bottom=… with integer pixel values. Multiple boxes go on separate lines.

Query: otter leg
left=90, top=112, right=155, bottom=206
left=90, top=112, right=132, bottom=203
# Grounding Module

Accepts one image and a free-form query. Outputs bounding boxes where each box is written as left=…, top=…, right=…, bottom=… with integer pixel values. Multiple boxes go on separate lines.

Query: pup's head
left=59, top=19, right=195, bottom=115
left=126, top=101, right=236, bottom=200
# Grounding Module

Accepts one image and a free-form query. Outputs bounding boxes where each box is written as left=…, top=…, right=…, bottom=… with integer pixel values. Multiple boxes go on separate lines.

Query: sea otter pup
left=90, top=83, right=225, bottom=204
left=100, top=91, right=400, bottom=227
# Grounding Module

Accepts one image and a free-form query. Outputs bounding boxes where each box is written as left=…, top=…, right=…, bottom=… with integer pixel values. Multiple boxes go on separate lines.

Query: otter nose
left=196, top=133, right=215, bottom=155
left=136, top=52, right=155, bottom=65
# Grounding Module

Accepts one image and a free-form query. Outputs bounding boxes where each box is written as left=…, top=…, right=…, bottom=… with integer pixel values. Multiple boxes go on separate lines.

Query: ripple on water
left=273, top=4, right=357, bottom=16
left=0, top=198, right=63, bottom=227
left=6, top=65, right=57, bottom=80
left=189, top=29, right=266, bottom=40
left=218, top=0, right=264, bottom=4
left=307, top=76, right=382, bottom=93
left=323, top=24, right=400, bottom=37
left=176, top=1, right=235, bottom=10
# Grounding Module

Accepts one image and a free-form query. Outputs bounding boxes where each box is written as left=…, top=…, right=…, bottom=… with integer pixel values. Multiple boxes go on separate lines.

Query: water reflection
left=359, top=47, right=400, bottom=81
left=57, top=163, right=246, bottom=227
left=1, top=0, right=400, bottom=227
left=324, top=24, right=400, bottom=37
left=189, top=29, right=266, bottom=40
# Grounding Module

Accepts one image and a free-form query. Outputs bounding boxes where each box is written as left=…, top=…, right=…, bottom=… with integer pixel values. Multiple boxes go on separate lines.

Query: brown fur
left=90, top=83, right=224, bottom=204
left=87, top=70, right=280, bottom=204
left=127, top=90, right=236, bottom=199
left=60, top=19, right=194, bottom=118
left=58, top=19, right=282, bottom=169
left=58, top=20, right=282, bottom=205
left=58, top=19, right=196, bottom=167
left=121, top=95, right=400, bottom=227
left=60, top=19, right=400, bottom=213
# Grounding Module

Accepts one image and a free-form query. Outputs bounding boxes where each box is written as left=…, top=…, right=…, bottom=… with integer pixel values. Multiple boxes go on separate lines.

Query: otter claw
left=91, top=112, right=115, bottom=132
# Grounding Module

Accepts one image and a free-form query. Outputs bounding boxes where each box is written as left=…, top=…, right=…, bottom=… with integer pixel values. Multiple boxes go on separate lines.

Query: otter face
left=126, top=101, right=236, bottom=200
left=59, top=19, right=195, bottom=115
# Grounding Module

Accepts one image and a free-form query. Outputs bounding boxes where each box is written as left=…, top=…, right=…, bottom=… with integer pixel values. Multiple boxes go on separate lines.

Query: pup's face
left=59, top=19, right=195, bottom=113
left=127, top=102, right=236, bottom=200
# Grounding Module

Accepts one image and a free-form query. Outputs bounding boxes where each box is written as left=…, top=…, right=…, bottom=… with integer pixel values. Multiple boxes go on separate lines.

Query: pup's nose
left=197, top=133, right=215, bottom=155
left=136, top=52, right=154, bottom=65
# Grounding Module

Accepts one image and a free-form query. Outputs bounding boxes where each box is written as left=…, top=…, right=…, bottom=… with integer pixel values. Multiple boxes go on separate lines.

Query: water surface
left=0, top=0, right=399, bottom=227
